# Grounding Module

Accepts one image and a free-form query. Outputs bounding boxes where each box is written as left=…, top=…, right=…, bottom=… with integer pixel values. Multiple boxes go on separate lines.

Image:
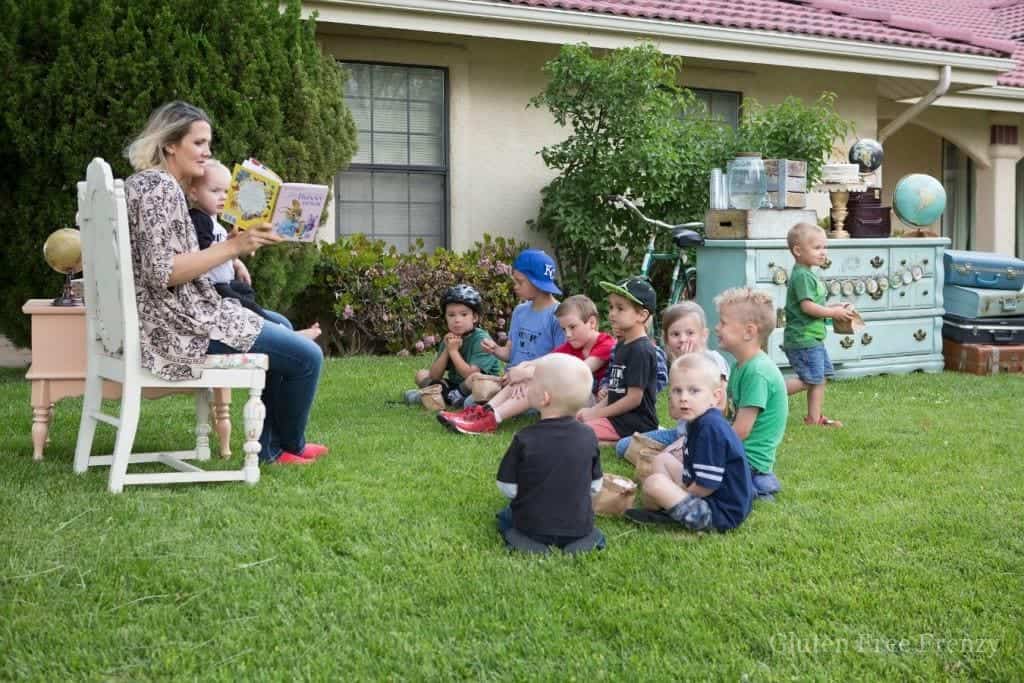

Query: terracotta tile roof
left=496, top=1, right=1012, bottom=56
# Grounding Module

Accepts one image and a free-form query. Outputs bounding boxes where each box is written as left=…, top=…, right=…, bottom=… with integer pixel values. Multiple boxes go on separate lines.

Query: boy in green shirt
left=405, top=284, right=502, bottom=407
left=782, top=223, right=856, bottom=428
left=714, top=287, right=788, bottom=499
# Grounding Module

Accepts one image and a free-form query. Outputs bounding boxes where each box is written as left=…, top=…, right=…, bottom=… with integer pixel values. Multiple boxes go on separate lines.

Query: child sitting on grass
left=440, top=249, right=565, bottom=424
left=188, top=160, right=319, bottom=338
left=576, top=277, right=660, bottom=445
left=404, top=284, right=502, bottom=408
left=615, top=301, right=730, bottom=460
left=495, top=354, right=605, bottom=554
left=714, top=287, right=788, bottom=500
left=438, top=294, right=614, bottom=434
left=625, top=353, right=753, bottom=532
left=783, top=222, right=856, bottom=427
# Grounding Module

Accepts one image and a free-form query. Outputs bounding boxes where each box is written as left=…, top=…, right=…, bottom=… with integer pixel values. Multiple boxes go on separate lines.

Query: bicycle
left=608, top=195, right=704, bottom=322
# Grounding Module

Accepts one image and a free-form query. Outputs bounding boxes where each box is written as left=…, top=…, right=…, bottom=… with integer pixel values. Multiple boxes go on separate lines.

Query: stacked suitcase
left=942, top=249, right=1024, bottom=375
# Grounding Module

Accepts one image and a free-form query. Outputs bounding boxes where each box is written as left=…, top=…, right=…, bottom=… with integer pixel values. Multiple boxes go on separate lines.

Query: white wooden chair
left=73, top=158, right=267, bottom=493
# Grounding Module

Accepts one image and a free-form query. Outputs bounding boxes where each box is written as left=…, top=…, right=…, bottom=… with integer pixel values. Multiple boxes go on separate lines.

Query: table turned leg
left=31, top=406, right=51, bottom=461
left=213, top=387, right=232, bottom=459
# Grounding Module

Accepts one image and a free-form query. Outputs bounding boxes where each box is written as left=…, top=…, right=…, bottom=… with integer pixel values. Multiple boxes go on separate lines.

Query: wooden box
left=764, top=159, right=807, bottom=208
left=943, top=338, right=1024, bottom=375
left=704, top=208, right=817, bottom=240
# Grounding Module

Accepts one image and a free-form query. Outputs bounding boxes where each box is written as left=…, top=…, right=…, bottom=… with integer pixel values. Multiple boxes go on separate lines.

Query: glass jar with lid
left=727, top=152, right=767, bottom=210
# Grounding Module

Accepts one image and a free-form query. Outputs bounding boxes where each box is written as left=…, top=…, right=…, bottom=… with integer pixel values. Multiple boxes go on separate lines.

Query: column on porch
left=973, top=124, right=1021, bottom=255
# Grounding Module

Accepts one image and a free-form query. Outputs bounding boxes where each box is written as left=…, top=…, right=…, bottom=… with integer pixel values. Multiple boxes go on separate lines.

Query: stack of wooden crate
left=941, top=250, right=1024, bottom=375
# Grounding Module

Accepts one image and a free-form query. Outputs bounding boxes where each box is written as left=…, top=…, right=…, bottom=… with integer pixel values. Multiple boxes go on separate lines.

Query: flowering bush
left=298, top=234, right=528, bottom=355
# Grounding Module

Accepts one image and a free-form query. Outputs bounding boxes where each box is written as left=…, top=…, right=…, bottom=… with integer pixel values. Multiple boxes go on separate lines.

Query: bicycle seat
left=672, top=224, right=704, bottom=248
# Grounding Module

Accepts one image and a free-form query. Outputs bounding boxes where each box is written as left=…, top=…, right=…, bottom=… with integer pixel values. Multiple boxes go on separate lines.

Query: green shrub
left=298, top=234, right=527, bottom=356
left=0, top=0, right=356, bottom=347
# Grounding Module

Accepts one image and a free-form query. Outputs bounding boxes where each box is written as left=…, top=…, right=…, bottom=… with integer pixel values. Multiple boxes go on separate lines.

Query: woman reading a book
left=122, top=101, right=328, bottom=466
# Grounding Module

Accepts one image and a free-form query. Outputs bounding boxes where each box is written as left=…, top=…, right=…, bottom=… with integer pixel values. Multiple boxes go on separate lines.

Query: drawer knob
left=821, top=258, right=832, bottom=270
left=870, top=256, right=884, bottom=268
left=913, top=329, right=927, bottom=342
left=840, top=336, right=855, bottom=349
left=869, top=289, right=884, bottom=300
left=861, top=333, right=873, bottom=346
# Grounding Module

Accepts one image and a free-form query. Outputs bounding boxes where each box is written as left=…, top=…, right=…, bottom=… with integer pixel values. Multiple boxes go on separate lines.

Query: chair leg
left=108, top=382, right=142, bottom=494
left=242, top=386, right=265, bottom=485
left=195, top=389, right=212, bottom=461
left=213, top=389, right=232, bottom=459
left=74, top=371, right=104, bottom=474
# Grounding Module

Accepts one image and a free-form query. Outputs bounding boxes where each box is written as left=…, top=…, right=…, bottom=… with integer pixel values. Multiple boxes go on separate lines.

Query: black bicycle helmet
left=441, top=284, right=483, bottom=314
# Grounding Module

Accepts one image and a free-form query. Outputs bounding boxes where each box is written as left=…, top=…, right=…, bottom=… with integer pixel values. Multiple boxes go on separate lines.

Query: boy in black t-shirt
left=577, top=277, right=660, bottom=444
left=626, top=353, right=754, bottom=532
left=496, top=354, right=605, bottom=554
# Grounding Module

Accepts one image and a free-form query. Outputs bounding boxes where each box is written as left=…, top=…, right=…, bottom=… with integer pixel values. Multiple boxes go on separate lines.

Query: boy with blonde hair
left=714, top=287, right=788, bottom=499
left=783, top=222, right=855, bottom=427
left=495, top=354, right=605, bottom=554
left=626, top=353, right=753, bottom=531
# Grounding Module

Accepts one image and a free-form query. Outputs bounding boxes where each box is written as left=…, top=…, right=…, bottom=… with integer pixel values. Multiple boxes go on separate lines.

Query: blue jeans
left=261, top=309, right=293, bottom=330
left=208, top=320, right=323, bottom=463
left=615, top=427, right=680, bottom=458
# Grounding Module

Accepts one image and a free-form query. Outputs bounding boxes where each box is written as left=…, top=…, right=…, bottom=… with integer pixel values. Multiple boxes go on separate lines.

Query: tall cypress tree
left=0, top=0, right=356, bottom=346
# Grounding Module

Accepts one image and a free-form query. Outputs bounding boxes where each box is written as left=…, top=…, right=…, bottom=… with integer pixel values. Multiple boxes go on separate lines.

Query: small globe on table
left=893, top=174, right=946, bottom=227
left=848, top=138, right=883, bottom=173
left=42, top=228, right=83, bottom=306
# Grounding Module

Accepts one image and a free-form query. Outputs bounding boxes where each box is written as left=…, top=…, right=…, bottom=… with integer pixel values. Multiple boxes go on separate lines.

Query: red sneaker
left=453, top=407, right=498, bottom=435
left=437, top=405, right=485, bottom=432
left=299, top=443, right=329, bottom=460
left=274, top=452, right=314, bottom=465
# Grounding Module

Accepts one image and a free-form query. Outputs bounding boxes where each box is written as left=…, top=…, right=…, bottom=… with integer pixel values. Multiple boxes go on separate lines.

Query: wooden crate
left=705, top=208, right=817, bottom=240
left=764, top=159, right=807, bottom=208
left=943, top=338, right=1024, bottom=375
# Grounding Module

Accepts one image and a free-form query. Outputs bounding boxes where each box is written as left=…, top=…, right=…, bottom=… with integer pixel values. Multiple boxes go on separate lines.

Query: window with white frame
left=335, top=62, right=447, bottom=251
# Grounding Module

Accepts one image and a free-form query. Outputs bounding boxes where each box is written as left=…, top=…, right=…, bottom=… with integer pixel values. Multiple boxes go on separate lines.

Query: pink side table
left=22, top=300, right=233, bottom=461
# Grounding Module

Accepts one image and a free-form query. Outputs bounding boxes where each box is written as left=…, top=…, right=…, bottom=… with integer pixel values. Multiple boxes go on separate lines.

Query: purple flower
left=342, top=304, right=354, bottom=320
left=414, top=340, right=425, bottom=353
left=423, top=335, right=437, bottom=347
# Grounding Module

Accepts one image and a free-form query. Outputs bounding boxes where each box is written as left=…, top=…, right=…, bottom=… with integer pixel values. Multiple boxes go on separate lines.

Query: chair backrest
left=76, top=158, right=140, bottom=371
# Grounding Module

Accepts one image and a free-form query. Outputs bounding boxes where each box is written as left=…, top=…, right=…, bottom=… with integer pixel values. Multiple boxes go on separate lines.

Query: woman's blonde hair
left=125, top=101, right=211, bottom=172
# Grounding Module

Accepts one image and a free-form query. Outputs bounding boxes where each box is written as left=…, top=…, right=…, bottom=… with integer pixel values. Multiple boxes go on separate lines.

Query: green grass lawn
left=1, top=358, right=1021, bottom=680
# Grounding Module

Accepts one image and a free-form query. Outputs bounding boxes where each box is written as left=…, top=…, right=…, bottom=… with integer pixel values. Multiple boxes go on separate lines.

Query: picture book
left=220, top=158, right=328, bottom=242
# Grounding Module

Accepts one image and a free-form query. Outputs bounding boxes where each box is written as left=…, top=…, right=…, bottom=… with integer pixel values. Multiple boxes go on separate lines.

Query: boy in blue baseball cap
left=440, top=249, right=566, bottom=433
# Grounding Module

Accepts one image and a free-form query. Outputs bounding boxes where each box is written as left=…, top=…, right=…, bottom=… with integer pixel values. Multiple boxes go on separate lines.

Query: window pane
left=410, top=174, right=443, bottom=202
left=410, top=135, right=442, bottom=166
left=352, top=131, right=372, bottom=164
left=339, top=172, right=372, bottom=201
left=373, top=173, right=408, bottom=202
left=374, top=203, right=409, bottom=233
left=373, top=98, right=408, bottom=133
left=372, top=65, right=407, bottom=98
left=373, top=133, right=409, bottom=165
left=409, top=100, right=442, bottom=135
left=409, top=68, right=443, bottom=100
left=337, top=202, right=373, bottom=235
left=348, top=97, right=371, bottom=130
left=410, top=202, right=442, bottom=233
left=343, top=63, right=370, bottom=98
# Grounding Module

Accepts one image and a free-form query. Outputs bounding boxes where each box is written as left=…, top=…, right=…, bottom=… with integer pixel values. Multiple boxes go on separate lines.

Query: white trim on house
left=917, top=86, right=1024, bottom=113
left=308, top=0, right=1014, bottom=86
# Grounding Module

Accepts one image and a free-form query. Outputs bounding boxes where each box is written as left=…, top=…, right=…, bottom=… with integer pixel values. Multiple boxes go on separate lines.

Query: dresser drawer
left=767, top=327, right=862, bottom=365
left=755, top=249, right=795, bottom=283
left=858, top=317, right=941, bottom=358
left=822, top=278, right=890, bottom=312
left=889, top=246, right=938, bottom=278
left=819, top=247, right=889, bottom=278
left=887, top=278, right=937, bottom=310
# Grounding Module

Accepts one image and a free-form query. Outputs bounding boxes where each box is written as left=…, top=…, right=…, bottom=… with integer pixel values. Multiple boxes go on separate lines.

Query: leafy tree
left=528, top=43, right=852, bottom=303
left=0, top=0, right=356, bottom=346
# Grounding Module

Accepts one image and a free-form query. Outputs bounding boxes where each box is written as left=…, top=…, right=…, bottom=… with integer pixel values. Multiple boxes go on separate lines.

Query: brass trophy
left=42, top=228, right=83, bottom=306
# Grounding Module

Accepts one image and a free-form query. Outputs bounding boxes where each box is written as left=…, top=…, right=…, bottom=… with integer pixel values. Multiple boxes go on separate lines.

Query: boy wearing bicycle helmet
left=405, top=284, right=502, bottom=407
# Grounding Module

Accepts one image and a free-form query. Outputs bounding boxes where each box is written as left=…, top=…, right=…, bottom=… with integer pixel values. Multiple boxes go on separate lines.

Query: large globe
left=849, top=138, right=883, bottom=173
left=43, top=228, right=82, bottom=274
left=893, top=174, right=946, bottom=227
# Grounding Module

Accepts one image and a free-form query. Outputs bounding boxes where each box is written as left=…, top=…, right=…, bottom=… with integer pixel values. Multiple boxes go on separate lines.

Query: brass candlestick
left=829, top=189, right=851, bottom=239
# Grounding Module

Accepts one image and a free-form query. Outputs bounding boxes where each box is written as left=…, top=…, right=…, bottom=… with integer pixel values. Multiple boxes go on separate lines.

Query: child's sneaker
left=437, top=405, right=485, bottom=431
left=452, top=407, right=499, bottom=435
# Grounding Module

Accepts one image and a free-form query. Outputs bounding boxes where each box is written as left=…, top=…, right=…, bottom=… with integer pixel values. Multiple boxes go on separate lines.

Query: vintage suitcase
left=846, top=187, right=892, bottom=238
left=705, top=208, right=816, bottom=239
left=943, top=284, right=1024, bottom=318
left=942, top=338, right=1024, bottom=375
left=942, top=314, right=1024, bottom=345
left=943, top=249, right=1024, bottom=290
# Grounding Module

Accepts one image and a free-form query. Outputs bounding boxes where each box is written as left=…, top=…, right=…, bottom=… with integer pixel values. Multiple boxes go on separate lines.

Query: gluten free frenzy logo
left=769, top=632, right=998, bottom=658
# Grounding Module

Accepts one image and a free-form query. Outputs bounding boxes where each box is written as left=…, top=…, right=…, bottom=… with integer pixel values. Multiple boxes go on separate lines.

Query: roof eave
left=307, top=0, right=1015, bottom=87
left=913, top=85, right=1024, bottom=112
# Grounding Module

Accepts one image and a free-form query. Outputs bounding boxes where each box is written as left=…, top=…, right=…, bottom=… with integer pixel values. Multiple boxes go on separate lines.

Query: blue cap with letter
left=512, top=249, right=562, bottom=295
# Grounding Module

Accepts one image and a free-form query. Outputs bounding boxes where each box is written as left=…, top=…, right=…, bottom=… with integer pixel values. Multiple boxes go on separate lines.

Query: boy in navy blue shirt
left=626, top=353, right=754, bottom=532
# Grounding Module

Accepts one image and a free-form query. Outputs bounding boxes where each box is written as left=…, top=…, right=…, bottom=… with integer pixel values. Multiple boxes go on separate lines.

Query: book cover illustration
left=221, top=158, right=327, bottom=241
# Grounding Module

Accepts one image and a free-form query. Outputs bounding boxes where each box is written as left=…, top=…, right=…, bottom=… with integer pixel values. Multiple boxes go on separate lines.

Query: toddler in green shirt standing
left=782, top=223, right=856, bottom=427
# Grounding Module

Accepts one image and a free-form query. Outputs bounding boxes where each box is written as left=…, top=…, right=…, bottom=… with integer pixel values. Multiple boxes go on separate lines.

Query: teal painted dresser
left=696, top=237, right=949, bottom=378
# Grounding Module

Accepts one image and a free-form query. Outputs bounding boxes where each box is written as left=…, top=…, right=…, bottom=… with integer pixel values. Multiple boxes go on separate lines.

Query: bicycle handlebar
left=608, top=194, right=703, bottom=232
